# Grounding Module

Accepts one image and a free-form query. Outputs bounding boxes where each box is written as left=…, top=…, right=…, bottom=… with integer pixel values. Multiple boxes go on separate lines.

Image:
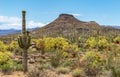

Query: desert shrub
left=64, top=44, right=79, bottom=57
left=104, top=50, right=120, bottom=77
left=0, top=59, right=19, bottom=74
left=5, top=41, right=22, bottom=55
left=86, top=37, right=96, bottom=48
left=36, top=39, right=45, bottom=54
left=38, top=63, right=52, bottom=70
left=50, top=50, right=63, bottom=67
left=77, top=36, right=86, bottom=48
left=113, top=36, right=120, bottom=43
left=0, top=41, right=7, bottom=51
left=97, top=36, right=109, bottom=49
left=15, top=64, right=23, bottom=71
left=27, top=69, right=57, bottom=77
left=50, top=48, right=69, bottom=67
left=82, top=51, right=104, bottom=76
left=36, top=37, right=69, bottom=52
left=0, top=51, right=11, bottom=64
left=6, top=41, right=19, bottom=51
left=56, top=67, right=70, bottom=74
left=0, top=51, right=22, bottom=74
left=72, top=68, right=86, bottom=77
left=61, top=59, right=74, bottom=67
left=54, top=37, right=69, bottom=49
left=37, top=58, right=47, bottom=64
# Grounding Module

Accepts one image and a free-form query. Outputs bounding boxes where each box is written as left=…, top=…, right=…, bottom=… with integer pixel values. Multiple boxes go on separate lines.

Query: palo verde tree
left=18, top=11, right=31, bottom=73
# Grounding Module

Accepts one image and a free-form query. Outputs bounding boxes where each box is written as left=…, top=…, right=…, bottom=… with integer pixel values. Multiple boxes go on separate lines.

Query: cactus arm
left=26, top=36, right=31, bottom=48
left=18, top=37, right=24, bottom=48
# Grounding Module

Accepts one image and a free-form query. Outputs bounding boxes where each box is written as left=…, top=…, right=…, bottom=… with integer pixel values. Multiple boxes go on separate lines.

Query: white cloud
left=27, top=20, right=45, bottom=28
left=0, top=16, right=45, bottom=30
left=71, top=13, right=82, bottom=16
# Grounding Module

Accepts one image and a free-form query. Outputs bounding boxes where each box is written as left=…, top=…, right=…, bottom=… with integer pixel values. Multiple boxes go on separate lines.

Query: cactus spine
left=18, top=11, right=31, bottom=73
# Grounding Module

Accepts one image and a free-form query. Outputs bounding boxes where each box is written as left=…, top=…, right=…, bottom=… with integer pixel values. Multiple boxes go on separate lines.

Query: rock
left=106, top=70, right=112, bottom=77
left=29, top=59, right=35, bottom=64
left=17, top=59, right=22, bottom=64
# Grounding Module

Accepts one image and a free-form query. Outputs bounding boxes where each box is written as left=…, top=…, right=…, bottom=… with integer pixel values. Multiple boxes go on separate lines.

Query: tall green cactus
left=18, top=10, right=31, bottom=73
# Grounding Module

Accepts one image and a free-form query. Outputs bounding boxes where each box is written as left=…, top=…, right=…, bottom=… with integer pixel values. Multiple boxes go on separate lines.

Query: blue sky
left=0, top=0, right=120, bottom=29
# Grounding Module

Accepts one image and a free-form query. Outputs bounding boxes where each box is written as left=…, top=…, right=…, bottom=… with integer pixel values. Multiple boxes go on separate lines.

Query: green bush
left=16, top=64, right=23, bottom=71
left=50, top=49, right=64, bottom=67
left=61, top=59, right=74, bottom=67
left=38, top=63, right=52, bottom=70
left=0, top=60, right=18, bottom=74
left=56, top=67, right=70, bottom=74
left=72, top=68, right=86, bottom=77
left=1, top=63, right=12, bottom=74
left=104, top=50, right=120, bottom=77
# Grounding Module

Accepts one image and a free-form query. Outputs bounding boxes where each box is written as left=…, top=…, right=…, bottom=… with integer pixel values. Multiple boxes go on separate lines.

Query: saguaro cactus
left=18, top=11, right=31, bottom=73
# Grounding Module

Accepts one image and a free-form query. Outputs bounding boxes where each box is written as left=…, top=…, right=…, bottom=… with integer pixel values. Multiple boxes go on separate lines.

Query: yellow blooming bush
left=0, top=41, right=7, bottom=51
left=0, top=51, right=11, bottom=64
left=86, top=37, right=96, bottom=48
left=113, top=36, right=120, bottom=43
left=36, top=37, right=69, bottom=52
left=82, top=51, right=104, bottom=75
left=98, top=36, right=109, bottom=49
left=6, top=41, right=19, bottom=51
left=54, top=37, right=69, bottom=49
left=64, top=44, right=79, bottom=57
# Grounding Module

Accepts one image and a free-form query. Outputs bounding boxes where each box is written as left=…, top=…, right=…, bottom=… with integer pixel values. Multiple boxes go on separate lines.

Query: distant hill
left=0, top=29, right=21, bottom=36
left=0, top=28, right=38, bottom=36
left=110, top=26, right=120, bottom=29
left=0, top=14, right=120, bottom=41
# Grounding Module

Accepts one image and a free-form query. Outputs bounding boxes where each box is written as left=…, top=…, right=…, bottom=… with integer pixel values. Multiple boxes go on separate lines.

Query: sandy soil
left=0, top=71, right=72, bottom=77
left=0, top=72, right=26, bottom=77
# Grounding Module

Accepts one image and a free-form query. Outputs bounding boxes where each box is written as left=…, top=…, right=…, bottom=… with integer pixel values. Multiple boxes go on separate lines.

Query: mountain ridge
left=31, top=14, right=119, bottom=38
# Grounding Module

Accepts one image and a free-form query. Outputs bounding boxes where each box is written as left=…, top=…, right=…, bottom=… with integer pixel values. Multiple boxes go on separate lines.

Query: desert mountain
left=31, top=14, right=120, bottom=38
left=0, top=14, right=120, bottom=41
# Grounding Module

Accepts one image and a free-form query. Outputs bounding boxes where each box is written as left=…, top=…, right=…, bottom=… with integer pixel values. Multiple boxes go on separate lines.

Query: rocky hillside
left=31, top=14, right=120, bottom=38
